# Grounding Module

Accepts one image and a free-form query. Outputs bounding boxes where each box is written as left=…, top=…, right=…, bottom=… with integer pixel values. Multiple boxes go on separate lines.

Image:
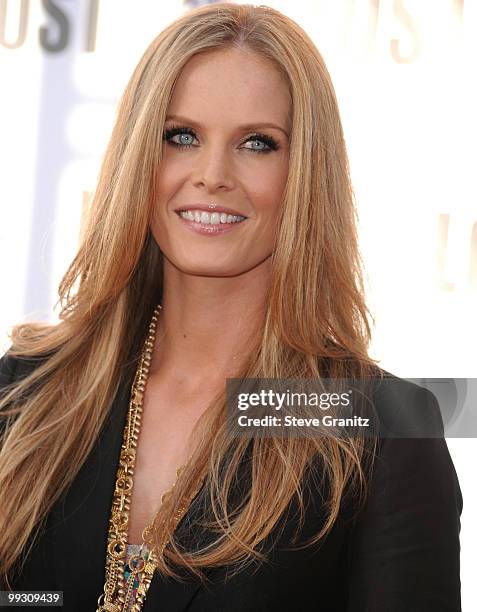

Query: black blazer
left=0, top=352, right=463, bottom=612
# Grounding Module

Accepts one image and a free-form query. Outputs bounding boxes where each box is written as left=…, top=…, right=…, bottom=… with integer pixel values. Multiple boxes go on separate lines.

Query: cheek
left=251, top=163, right=288, bottom=219
left=154, top=161, right=185, bottom=202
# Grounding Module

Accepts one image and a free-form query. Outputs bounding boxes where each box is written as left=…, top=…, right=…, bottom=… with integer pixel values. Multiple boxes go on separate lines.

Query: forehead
left=168, top=48, right=291, bottom=129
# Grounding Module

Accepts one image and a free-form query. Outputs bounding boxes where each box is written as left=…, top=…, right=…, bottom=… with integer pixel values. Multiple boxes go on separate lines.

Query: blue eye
left=244, top=134, right=278, bottom=153
left=164, top=127, right=196, bottom=148
left=162, top=126, right=279, bottom=154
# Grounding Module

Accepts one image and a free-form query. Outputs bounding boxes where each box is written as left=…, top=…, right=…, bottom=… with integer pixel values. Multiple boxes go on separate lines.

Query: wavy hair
left=0, top=3, right=380, bottom=585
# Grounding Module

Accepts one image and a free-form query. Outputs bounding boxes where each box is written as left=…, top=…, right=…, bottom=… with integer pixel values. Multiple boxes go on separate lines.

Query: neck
left=149, top=258, right=270, bottom=384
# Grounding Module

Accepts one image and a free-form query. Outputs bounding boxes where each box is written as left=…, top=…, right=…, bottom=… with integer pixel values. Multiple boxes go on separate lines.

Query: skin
left=150, top=47, right=291, bottom=384
left=127, top=49, right=291, bottom=541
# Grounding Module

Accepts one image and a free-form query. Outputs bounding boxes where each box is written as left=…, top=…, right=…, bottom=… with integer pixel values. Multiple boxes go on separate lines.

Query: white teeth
left=178, top=210, right=246, bottom=224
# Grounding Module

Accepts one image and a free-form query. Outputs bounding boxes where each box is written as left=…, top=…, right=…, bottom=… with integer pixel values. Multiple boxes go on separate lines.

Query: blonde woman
left=0, top=4, right=462, bottom=611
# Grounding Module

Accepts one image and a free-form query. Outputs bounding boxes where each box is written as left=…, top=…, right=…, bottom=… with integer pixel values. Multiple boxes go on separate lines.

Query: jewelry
left=96, top=304, right=205, bottom=612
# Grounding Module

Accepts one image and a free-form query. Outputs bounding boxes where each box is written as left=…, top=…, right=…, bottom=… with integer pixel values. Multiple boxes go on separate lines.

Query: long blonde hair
left=0, top=3, right=380, bottom=585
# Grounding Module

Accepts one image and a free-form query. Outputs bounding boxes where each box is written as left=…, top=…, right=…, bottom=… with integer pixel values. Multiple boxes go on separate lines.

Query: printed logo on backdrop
left=0, top=0, right=99, bottom=52
left=0, top=0, right=222, bottom=53
left=0, top=0, right=467, bottom=63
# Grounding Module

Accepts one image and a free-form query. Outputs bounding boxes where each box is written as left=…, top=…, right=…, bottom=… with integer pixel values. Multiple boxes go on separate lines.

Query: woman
left=0, top=3, right=462, bottom=611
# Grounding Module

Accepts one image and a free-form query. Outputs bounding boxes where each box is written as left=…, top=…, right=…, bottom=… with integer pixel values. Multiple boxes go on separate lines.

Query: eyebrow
left=165, top=114, right=289, bottom=138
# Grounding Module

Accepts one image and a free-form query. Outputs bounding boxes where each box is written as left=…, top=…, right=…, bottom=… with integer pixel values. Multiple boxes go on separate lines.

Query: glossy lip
left=174, top=203, right=248, bottom=218
left=175, top=212, right=246, bottom=236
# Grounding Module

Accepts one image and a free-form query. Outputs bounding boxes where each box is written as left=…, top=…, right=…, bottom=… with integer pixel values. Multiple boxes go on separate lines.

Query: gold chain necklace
left=96, top=304, right=205, bottom=612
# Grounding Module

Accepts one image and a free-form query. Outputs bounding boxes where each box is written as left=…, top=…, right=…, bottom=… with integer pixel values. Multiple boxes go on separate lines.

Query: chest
left=125, top=383, right=209, bottom=543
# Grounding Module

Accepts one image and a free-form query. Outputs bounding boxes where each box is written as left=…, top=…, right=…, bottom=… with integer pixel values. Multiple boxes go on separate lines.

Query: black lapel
left=141, top=482, right=218, bottom=610
left=51, top=366, right=135, bottom=610
left=50, top=363, right=207, bottom=611
left=144, top=572, right=203, bottom=611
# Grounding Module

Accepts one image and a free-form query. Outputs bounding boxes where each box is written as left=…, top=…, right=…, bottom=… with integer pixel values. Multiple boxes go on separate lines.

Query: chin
left=162, top=252, right=241, bottom=277
left=175, top=263, right=247, bottom=278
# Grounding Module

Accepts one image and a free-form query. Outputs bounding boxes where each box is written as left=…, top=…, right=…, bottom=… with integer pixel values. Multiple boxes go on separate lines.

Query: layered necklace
left=96, top=304, right=205, bottom=612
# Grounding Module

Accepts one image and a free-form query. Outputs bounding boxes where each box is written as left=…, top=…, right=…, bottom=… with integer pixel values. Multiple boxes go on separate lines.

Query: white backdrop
left=1, top=1, right=475, bottom=607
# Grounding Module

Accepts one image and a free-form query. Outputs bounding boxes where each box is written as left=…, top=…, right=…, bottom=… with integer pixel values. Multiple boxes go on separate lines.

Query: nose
left=191, top=144, right=234, bottom=192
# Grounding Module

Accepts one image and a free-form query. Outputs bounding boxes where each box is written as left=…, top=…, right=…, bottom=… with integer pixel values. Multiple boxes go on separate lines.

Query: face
left=151, top=48, right=291, bottom=279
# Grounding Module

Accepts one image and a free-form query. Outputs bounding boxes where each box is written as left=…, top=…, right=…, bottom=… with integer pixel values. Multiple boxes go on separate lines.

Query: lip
left=175, top=212, right=246, bottom=236
left=174, top=203, right=248, bottom=218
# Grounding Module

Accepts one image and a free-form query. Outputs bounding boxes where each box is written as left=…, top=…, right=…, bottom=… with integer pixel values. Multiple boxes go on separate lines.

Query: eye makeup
left=162, top=125, right=280, bottom=154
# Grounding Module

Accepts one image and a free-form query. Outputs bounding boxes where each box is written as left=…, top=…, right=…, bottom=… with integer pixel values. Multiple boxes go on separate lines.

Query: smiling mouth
left=176, top=210, right=247, bottom=225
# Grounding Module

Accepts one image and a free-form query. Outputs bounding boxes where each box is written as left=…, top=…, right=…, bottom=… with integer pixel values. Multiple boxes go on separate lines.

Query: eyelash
left=162, top=125, right=279, bottom=155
